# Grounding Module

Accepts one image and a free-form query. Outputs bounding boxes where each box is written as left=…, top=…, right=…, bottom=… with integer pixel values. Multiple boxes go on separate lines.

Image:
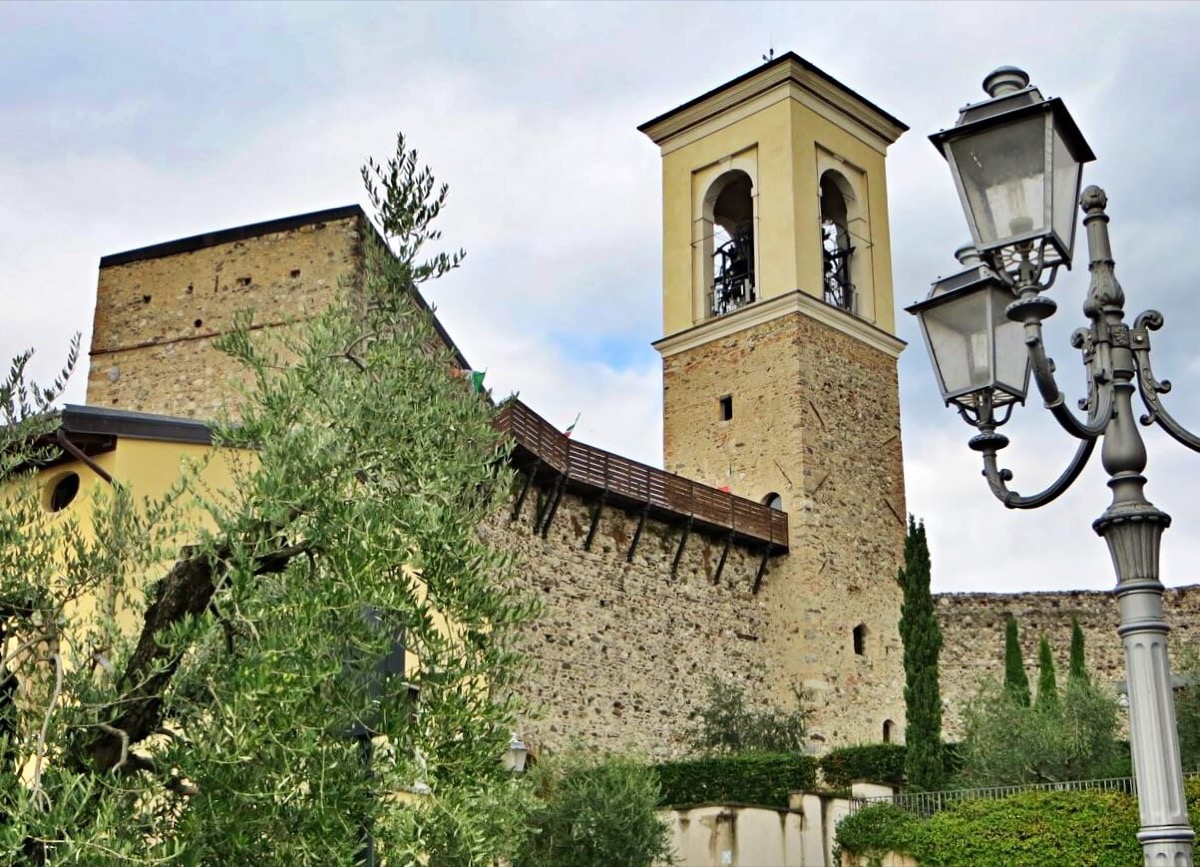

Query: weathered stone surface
left=492, top=487, right=774, bottom=759
left=87, top=215, right=363, bottom=418
left=661, top=310, right=908, bottom=747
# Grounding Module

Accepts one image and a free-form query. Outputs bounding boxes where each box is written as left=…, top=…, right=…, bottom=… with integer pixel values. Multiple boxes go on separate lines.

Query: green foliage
left=958, top=678, right=1125, bottom=787
left=655, top=753, right=817, bottom=809
left=840, top=778, right=1200, bottom=866
left=0, top=334, right=80, bottom=471
left=832, top=804, right=919, bottom=867
left=820, top=744, right=908, bottom=790
left=1003, top=617, right=1031, bottom=706
left=1171, top=649, right=1200, bottom=771
left=837, top=788, right=1145, bottom=867
left=1069, top=617, right=1089, bottom=684
left=515, top=753, right=675, bottom=867
left=896, top=515, right=944, bottom=791
left=1035, top=635, right=1059, bottom=711
left=685, top=676, right=809, bottom=755
left=0, top=133, right=538, bottom=864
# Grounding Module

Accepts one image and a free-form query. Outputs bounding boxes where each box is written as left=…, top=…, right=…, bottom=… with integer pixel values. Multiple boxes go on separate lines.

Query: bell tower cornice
left=653, top=288, right=907, bottom=360
left=639, top=53, right=908, bottom=154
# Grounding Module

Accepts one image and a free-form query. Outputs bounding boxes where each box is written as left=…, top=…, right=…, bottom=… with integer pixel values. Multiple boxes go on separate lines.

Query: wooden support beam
left=510, top=460, right=539, bottom=522
left=713, top=530, right=734, bottom=586
left=533, top=470, right=560, bottom=531
left=753, top=546, right=771, bottom=594
left=671, top=516, right=693, bottom=576
left=583, top=491, right=607, bottom=551
left=539, top=474, right=567, bottom=538
left=627, top=504, right=650, bottom=563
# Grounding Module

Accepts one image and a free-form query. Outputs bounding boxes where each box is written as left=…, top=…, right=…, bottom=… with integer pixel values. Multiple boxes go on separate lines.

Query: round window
left=46, top=472, right=80, bottom=512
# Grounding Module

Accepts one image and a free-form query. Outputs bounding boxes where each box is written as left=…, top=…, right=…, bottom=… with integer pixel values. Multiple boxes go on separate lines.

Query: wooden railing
left=496, top=400, right=788, bottom=552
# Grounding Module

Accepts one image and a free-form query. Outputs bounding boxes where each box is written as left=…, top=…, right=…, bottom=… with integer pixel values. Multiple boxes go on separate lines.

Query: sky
left=4, top=0, right=1200, bottom=596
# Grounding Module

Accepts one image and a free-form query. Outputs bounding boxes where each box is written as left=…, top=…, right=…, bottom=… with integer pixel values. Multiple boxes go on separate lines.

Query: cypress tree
left=1036, top=635, right=1059, bottom=711
left=1069, top=616, right=1090, bottom=684
left=1004, top=617, right=1032, bottom=706
left=897, top=516, right=945, bottom=791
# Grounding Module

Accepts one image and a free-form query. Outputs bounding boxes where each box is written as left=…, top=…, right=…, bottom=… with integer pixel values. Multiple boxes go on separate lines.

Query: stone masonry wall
left=87, top=214, right=364, bottom=419
left=489, top=480, right=774, bottom=760
left=936, top=586, right=1200, bottom=737
left=661, top=308, right=907, bottom=748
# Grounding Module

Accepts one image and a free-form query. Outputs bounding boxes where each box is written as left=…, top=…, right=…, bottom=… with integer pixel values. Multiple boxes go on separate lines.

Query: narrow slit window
left=853, top=623, right=867, bottom=656
left=719, top=395, right=733, bottom=421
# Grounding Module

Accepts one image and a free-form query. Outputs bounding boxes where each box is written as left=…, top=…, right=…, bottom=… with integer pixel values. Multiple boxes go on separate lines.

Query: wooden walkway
left=495, top=400, right=788, bottom=553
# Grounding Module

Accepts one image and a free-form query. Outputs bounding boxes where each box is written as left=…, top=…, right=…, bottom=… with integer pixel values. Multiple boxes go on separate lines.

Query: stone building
left=80, top=54, right=911, bottom=758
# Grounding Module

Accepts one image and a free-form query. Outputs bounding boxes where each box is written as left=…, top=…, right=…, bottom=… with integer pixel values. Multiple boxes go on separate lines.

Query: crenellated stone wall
left=936, top=586, right=1200, bottom=737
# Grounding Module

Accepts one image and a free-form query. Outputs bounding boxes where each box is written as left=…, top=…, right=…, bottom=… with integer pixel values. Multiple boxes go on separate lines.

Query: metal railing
left=848, top=774, right=1200, bottom=819
left=495, top=399, right=788, bottom=551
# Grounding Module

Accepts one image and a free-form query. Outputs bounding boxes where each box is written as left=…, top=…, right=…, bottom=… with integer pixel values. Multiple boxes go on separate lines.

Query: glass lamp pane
left=948, top=114, right=1048, bottom=250
left=1051, top=125, right=1082, bottom=262
left=922, top=291, right=994, bottom=398
left=987, top=285, right=1030, bottom=401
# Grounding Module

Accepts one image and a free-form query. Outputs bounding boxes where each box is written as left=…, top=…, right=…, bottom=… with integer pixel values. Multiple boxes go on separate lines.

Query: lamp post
left=910, top=67, right=1197, bottom=865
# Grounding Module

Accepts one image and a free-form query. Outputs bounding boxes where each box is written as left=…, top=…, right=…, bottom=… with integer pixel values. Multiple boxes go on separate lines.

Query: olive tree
left=0, top=133, right=536, bottom=865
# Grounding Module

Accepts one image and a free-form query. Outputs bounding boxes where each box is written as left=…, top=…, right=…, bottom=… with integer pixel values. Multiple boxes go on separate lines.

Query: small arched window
left=883, top=719, right=895, bottom=743
left=852, top=623, right=868, bottom=656
left=707, top=171, right=756, bottom=317
left=761, top=492, right=783, bottom=511
left=820, top=171, right=855, bottom=312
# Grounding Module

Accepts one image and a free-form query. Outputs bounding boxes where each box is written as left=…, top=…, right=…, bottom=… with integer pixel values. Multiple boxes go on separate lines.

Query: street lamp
left=504, top=734, right=530, bottom=774
left=912, top=67, right=1198, bottom=866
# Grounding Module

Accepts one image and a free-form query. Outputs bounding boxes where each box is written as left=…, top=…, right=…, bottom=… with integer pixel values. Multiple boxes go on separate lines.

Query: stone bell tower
left=640, top=54, right=910, bottom=745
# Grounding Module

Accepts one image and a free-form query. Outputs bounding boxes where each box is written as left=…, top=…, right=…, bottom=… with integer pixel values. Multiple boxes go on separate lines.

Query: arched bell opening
left=820, top=170, right=857, bottom=313
left=703, top=170, right=756, bottom=318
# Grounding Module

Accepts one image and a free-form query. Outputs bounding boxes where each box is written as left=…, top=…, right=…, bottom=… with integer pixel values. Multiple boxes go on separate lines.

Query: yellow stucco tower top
left=641, top=52, right=908, bottom=343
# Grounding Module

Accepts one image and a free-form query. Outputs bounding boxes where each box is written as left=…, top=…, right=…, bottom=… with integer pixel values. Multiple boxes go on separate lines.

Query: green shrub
left=686, top=676, right=810, bottom=755
left=820, top=744, right=907, bottom=789
left=836, top=779, right=1200, bottom=866
left=655, top=752, right=817, bottom=808
left=911, top=790, right=1140, bottom=867
left=958, top=677, right=1125, bottom=786
left=516, top=753, right=675, bottom=867
left=832, top=804, right=919, bottom=867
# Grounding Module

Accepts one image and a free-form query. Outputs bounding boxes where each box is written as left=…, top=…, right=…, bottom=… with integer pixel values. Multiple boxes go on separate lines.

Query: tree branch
left=86, top=539, right=311, bottom=773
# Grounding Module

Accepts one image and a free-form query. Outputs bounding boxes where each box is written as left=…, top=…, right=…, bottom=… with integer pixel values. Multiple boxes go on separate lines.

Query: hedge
left=819, top=743, right=962, bottom=790
left=820, top=744, right=907, bottom=789
left=836, top=778, right=1200, bottom=866
left=654, top=752, right=817, bottom=809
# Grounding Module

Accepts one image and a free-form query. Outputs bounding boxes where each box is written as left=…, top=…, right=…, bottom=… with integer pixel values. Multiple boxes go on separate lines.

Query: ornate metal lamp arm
left=977, top=435, right=1097, bottom=509
left=993, top=241, right=1115, bottom=441
left=1130, top=310, right=1200, bottom=452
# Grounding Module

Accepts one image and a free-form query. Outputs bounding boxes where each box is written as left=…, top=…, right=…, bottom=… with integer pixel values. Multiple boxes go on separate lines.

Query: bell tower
left=641, top=55, right=911, bottom=745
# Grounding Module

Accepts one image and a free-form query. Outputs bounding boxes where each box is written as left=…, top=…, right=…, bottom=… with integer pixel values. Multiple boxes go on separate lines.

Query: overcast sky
left=5, top=0, right=1200, bottom=596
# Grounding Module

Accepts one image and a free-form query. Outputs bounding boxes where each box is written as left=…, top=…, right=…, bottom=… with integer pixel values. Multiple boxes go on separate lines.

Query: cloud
left=6, top=1, right=1200, bottom=596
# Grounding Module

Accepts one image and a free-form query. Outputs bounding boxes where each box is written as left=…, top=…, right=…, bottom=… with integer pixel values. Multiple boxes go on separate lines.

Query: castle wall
left=936, top=586, right=1200, bottom=737
left=491, top=482, right=774, bottom=760
left=87, top=213, right=364, bottom=419
left=661, top=308, right=907, bottom=748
